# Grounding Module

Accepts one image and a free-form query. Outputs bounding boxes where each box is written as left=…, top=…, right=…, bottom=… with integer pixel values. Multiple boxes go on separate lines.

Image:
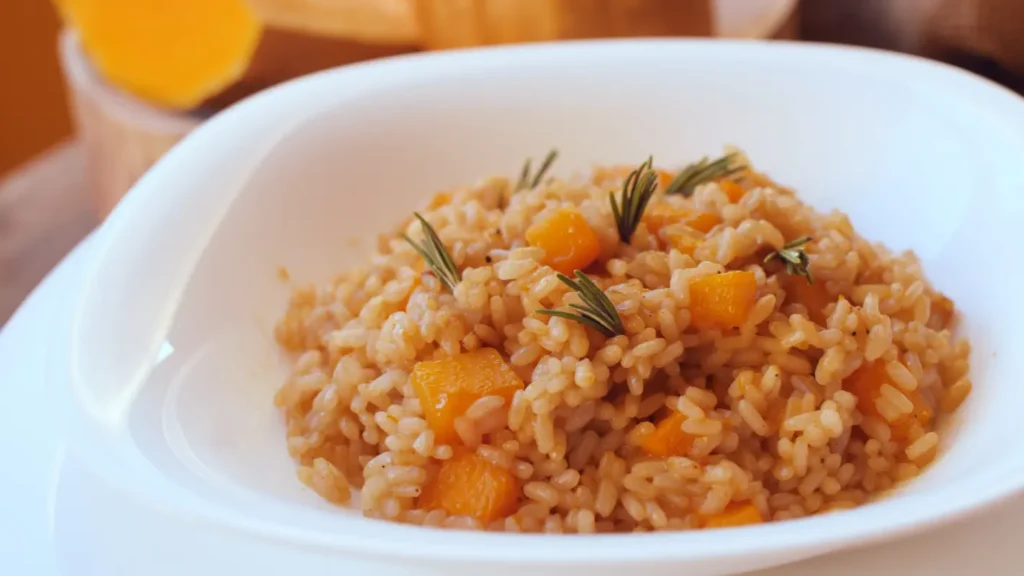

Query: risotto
left=273, top=149, right=972, bottom=533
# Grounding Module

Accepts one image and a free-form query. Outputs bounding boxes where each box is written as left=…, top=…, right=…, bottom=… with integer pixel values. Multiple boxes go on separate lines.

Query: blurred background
left=1, top=0, right=1021, bottom=325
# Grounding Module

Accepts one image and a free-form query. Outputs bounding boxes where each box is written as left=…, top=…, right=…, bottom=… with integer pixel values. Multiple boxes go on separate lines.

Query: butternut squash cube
left=410, top=348, right=524, bottom=446
left=525, top=208, right=601, bottom=275
left=419, top=451, right=519, bottom=523
left=703, top=502, right=764, bottom=528
left=846, top=360, right=931, bottom=441
left=689, top=271, right=759, bottom=330
left=645, top=204, right=722, bottom=235
left=640, top=411, right=696, bottom=458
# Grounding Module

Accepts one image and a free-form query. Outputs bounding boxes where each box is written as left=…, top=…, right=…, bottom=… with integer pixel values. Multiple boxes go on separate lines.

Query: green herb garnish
left=765, top=236, right=813, bottom=283
left=609, top=156, right=659, bottom=243
left=664, top=153, right=744, bottom=197
left=536, top=270, right=625, bottom=337
left=515, top=149, right=559, bottom=193
left=401, top=212, right=461, bottom=292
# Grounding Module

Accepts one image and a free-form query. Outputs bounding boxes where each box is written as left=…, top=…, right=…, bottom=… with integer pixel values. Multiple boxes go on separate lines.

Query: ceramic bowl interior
left=63, top=40, right=1024, bottom=575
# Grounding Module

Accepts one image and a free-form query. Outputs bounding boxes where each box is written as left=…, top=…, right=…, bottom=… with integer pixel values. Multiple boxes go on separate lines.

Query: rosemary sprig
left=536, top=270, right=625, bottom=337
left=609, top=156, right=659, bottom=243
left=515, top=149, right=559, bottom=193
left=664, top=153, right=744, bottom=197
left=764, top=236, right=813, bottom=283
left=401, top=212, right=461, bottom=292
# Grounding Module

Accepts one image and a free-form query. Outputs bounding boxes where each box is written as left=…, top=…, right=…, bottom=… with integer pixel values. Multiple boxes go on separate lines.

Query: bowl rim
left=75, top=37, right=1024, bottom=566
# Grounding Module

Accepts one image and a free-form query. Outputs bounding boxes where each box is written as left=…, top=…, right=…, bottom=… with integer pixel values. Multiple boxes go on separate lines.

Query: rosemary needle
left=609, top=156, right=659, bottom=243
left=765, top=236, right=813, bottom=283
left=401, top=212, right=461, bottom=292
left=536, top=270, right=625, bottom=337
left=515, top=149, right=559, bottom=193
left=664, top=153, right=744, bottom=197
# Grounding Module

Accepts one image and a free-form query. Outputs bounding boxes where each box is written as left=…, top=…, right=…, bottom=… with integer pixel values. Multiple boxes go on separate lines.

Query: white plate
left=38, top=40, right=1024, bottom=574
left=3, top=241, right=1024, bottom=575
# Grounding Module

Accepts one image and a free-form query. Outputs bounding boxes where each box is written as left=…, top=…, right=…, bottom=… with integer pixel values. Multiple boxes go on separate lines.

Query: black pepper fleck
left=485, top=255, right=493, bottom=263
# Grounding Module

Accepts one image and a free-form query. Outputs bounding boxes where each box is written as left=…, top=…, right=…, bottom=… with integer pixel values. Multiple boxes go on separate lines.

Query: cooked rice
left=273, top=150, right=971, bottom=532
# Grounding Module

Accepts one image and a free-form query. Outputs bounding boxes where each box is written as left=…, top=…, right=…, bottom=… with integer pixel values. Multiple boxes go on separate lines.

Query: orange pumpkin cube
left=783, top=274, right=831, bottom=326
left=656, top=169, right=675, bottom=191
left=703, top=502, right=764, bottom=528
left=663, top=227, right=703, bottom=256
left=644, top=204, right=681, bottom=236
left=845, top=360, right=931, bottom=441
left=645, top=204, right=722, bottom=236
left=525, top=208, right=601, bottom=275
left=419, top=451, right=519, bottom=523
left=685, top=211, right=722, bottom=233
left=689, top=271, right=759, bottom=330
left=410, top=348, right=524, bottom=446
left=718, top=180, right=746, bottom=203
left=592, top=166, right=674, bottom=191
left=931, top=294, right=956, bottom=329
left=427, top=191, right=452, bottom=209
left=640, top=411, right=696, bottom=457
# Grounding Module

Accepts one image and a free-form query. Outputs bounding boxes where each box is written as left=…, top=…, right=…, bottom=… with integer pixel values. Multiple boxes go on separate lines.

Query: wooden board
left=246, top=0, right=418, bottom=44
left=417, top=0, right=713, bottom=49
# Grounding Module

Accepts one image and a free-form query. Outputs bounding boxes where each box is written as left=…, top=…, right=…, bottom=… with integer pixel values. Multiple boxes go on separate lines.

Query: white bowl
left=62, top=39, right=1024, bottom=575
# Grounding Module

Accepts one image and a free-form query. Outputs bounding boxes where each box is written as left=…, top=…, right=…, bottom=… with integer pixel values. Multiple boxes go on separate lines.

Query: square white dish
left=5, top=237, right=1024, bottom=575
left=58, top=40, right=1024, bottom=575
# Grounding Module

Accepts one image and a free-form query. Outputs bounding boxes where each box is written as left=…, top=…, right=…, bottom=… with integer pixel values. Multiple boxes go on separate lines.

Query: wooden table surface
left=0, top=140, right=97, bottom=325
